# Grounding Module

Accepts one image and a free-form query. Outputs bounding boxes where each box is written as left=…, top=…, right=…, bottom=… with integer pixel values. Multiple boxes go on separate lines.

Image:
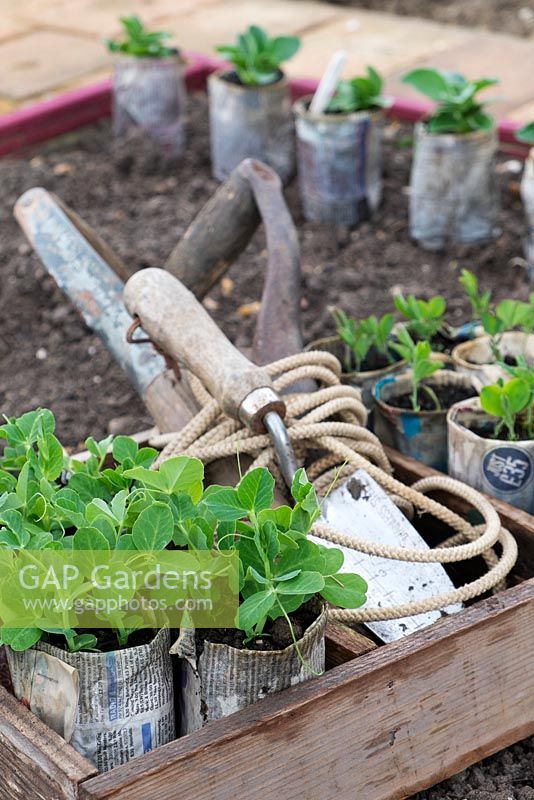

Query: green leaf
left=517, top=121, right=534, bottom=144
left=202, top=487, right=248, bottom=522
left=248, top=566, right=271, bottom=585
left=237, top=589, right=275, bottom=631
left=125, top=456, right=204, bottom=500
left=321, top=573, right=368, bottom=608
left=267, top=35, right=300, bottom=62
left=73, top=526, right=110, bottom=551
left=237, top=468, right=275, bottom=513
left=68, top=473, right=111, bottom=503
left=122, top=465, right=167, bottom=492
left=68, top=633, right=98, bottom=652
left=92, top=516, right=118, bottom=549
left=275, top=571, right=325, bottom=595
left=116, top=534, right=137, bottom=550
left=1, top=626, right=42, bottom=652
left=38, top=433, right=64, bottom=481
left=402, top=68, right=450, bottom=101
left=112, top=436, right=138, bottom=464
left=132, top=503, right=174, bottom=550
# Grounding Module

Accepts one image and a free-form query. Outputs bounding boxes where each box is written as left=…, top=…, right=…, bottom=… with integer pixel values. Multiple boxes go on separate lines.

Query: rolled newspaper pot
left=520, top=147, right=534, bottom=280
left=452, top=332, right=534, bottom=386
left=208, top=70, right=295, bottom=183
left=373, top=369, right=479, bottom=471
left=294, top=97, right=384, bottom=225
left=112, top=54, right=187, bottom=156
left=409, top=123, right=499, bottom=250
left=448, top=398, right=534, bottom=513
left=173, top=603, right=327, bottom=734
left=7, top=629, right=175, bottom=772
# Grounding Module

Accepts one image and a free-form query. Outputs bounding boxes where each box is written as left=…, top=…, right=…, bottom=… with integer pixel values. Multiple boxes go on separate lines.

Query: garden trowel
left=124, top=268, right=463, bottom=643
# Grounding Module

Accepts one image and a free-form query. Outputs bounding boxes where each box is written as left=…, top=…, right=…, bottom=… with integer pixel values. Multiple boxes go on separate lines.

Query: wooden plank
left=325, top=622, right=377, bottom=669
left=0, top=686, right=97, bottom=800
left=386, top=446, right=534, bottom=577
left=80, top=580, right=534, bottom=800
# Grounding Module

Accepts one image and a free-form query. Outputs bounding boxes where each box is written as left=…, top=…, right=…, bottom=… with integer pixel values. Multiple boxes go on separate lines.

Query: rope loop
left=151, top=352, right=517, bottom=622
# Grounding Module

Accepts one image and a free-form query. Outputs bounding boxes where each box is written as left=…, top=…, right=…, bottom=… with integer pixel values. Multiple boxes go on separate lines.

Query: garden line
left=150, top=350, right=518, bottom=622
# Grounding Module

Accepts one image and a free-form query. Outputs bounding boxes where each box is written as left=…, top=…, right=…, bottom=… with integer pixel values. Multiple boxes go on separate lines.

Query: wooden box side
left=80, top=580, right=534, bottom=800
left=0, top=685, right=97, bottom=799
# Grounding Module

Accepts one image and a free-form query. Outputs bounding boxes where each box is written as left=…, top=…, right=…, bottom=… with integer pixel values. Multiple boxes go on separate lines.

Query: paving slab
left=507, top=100, right=534, bottom=124
left=287, top=9, right=472, bottom=79
left=157, top=0, right=341, bottom=54
left=0, top=30, right=111, bottom=99
left=0, top=14, right=34, bottom=43
left=386, top=31, right=534, bottom=118
left=16, top=0, right=220, bottom=38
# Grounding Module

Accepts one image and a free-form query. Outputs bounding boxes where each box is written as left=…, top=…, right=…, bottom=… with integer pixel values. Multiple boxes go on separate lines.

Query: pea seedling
left=394, top=293, right=446, bottom=342
left=390, top=326, right=442, bottom=411
left=327, top=66, right=389, bottom=114
left=480, top=377, right=533, bottom=441
left=459, top=270, right=534, bottom=360
left=333, top=308, right=395, bottom=372
left=106, top=15, right=176, bottom=58
left=459, top=268, right=492, bottom=320
left=216, top=25, right=300, bottom=86
left=205, top=467, right=367, bottom=656
left=0, top=409, right=367, bottom=660
left=402, top=68, right=498, bottom=134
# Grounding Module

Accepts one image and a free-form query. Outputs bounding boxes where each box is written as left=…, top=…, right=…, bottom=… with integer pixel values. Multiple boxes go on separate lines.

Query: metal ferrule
left=238, top=387, right=286, bottom=433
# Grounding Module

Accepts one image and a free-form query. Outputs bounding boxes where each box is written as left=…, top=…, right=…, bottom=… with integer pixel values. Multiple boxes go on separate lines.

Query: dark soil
left=45, top=627, right=157, bottom=653
left=467, top=418, right=533, bottom=441
left=222, top=69, right=284, bottom=86
left=197, top=599, right=320, bottom=655
left=391, top=383, right=475, bottom=411
left=344, top=346, right=400, bottom=372
left=322, top=0, right=534, bottom=37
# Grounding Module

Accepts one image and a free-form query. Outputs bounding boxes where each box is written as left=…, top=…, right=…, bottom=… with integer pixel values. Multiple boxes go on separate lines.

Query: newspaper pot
left=294, top=98, right=384, bottom=225
left=373, top=369, right=478, bottom=471
left=112, top=54, right=187, bottom=155
left=208, top=69, right=295, bottom=183
left=520, top=147, right=534, bottom=280
left=7, top=628, right=175, bottom=773
left=305, top=335, right=404, bottom=413
left=448, top=398, right=534, bottom=513
left=409, top=123, right=499, bottom=250
left=452, top=332, right=534, bottom=385
left=174, top=602, right=327, bottom=735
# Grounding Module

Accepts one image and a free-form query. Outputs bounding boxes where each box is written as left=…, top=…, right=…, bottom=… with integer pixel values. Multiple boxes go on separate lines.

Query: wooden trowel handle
left=124, top=269, right=285, bottom=425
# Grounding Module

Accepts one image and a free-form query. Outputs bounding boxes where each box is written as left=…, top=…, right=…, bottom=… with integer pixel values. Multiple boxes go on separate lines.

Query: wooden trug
left=0, top=447, right=532, bottom=800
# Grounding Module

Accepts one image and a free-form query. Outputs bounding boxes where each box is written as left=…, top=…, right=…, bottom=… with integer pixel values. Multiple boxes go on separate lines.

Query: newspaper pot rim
left=112, top=52, right=186, bottom=67
left=208, top=68, right=288, bottom=95
left=31, top=627, right=167, bottom=661
left=447, top=396, right=534, bottom=446
left=195, top=600, right=328, bottom=660
left=452, top=331, right=534, bottom=371
left=373, top=368, right=479, bottom=419
left=305, top=335, right=405, bottom=381
left=414, top=120, right=497, bottom=144
left=293, top=95, right=386, bottom=125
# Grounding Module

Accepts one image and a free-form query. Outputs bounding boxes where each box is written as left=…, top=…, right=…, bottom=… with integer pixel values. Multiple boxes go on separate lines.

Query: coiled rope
left=151, top=351, right=517, bottom=623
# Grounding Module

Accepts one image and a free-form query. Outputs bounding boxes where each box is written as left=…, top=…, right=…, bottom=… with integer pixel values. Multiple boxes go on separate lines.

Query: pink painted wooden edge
left=0, top=52, right=219, bottom=157
left=0, top=55, right=530, bottom=157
